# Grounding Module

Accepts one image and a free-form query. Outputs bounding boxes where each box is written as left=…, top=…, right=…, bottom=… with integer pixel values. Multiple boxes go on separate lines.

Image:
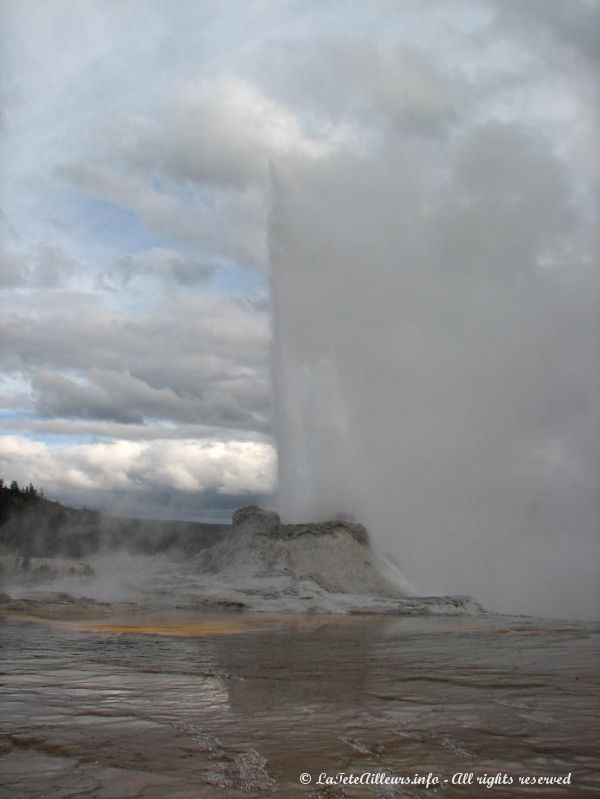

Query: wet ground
left=0, top=611, right=598, bottom=797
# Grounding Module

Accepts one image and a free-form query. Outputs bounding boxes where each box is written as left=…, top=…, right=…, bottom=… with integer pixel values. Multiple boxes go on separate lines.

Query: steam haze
left=0, top=0, right=598, bottom=616
left=269, top=5, right=599, bottom=619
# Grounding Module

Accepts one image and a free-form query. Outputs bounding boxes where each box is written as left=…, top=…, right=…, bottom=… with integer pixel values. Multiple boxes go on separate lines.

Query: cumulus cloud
left=55, top=74, right=357, bottom=270
left=266, top=40, right=462, bottom=142
left=58, top=160, right=269, bottom=268
left=0, top=434, right=275, bottom=511
left=162, top=76, right=347, bottom=188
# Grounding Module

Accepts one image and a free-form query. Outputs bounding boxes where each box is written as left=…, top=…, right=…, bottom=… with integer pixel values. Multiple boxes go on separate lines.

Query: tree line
left=0, top=478, right=44, bottom=501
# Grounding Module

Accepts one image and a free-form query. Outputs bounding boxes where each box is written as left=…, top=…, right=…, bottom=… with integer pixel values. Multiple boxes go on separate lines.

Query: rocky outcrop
left=232, top=506, right=281, bottom=537
left=231, top=505, right=369, bottom=546
left=283, top=520, right=369, bottom=546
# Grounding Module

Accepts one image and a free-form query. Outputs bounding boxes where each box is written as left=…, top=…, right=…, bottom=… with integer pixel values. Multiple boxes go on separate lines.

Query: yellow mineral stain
left=496, top=627, right=565, bottom=636
left=78, top=622, right=249, bottom=636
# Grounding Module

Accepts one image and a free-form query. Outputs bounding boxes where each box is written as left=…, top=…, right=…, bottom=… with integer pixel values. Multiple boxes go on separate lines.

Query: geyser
left=269, top=129, right=599, bottom=620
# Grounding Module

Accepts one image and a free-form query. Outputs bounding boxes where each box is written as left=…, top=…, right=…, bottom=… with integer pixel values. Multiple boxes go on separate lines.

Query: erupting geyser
left=269, top=135, right=599, bottom=619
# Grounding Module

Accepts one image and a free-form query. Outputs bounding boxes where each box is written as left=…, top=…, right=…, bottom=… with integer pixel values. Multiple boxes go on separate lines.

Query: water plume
left=269, top=129, right=599, bottom=619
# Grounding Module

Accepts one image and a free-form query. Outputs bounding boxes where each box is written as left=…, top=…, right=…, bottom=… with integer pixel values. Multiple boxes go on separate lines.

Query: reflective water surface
left=0, top=612, right=598, bottom=797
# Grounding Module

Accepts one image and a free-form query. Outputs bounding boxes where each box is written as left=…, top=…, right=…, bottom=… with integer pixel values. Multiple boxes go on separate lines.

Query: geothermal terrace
left=1, top=505, right=482, bottom=617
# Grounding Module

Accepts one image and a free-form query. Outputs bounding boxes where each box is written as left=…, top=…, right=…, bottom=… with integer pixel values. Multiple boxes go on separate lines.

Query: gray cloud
left=58, top=160, right=269, bottom=268
left=492, top=0, right=600, bottom=67
left=31, top=366, right=264, bottom=429
left=112, top=248, right=217, bottom=288
left=0, top=244, right=76, bottom=288
left=263, top=40, right=463, bottom=142
left=1, top=292, right=271, bottom=432
left=0, top=250, right=26, bottom=288
left=1, top=416, right=271, bottom=444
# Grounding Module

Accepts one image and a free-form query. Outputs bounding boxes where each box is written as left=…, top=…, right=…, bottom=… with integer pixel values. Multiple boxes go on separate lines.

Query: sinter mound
left=190, top=506, right=483, bottom=615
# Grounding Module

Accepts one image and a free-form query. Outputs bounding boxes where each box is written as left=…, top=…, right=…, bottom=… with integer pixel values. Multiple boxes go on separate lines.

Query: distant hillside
left=0, top=480, right=227, bottom=559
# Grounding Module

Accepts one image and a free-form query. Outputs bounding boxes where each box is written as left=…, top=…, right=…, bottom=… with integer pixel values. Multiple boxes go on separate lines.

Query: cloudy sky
left=0, top=0, right=598, bottom=613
